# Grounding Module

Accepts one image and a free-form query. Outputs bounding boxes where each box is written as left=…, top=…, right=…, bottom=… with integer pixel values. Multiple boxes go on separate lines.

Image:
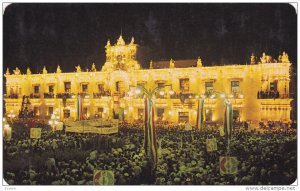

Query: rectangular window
left=64, top=82, right=71, bottom=92
left=98, top=84, right=104, bottom=92
left=63, top=109, right=70, bottom=119
left=205, top=109, right=213, bottom=122
left=34, top=106, right=39, bottom=116
left=178, top=112, right=189, bottom=123
left=157, top=108, right=164, bottom=120
left=231, top=81, right=240, bottom=93
left=157, top=82, right=165, bottom=88
left=48, top=107, right=54, bottom=116
left=97, top=107, right=103, bottom=118
left=116, top=81, right=125, bottom=94
left=9, top=87, right=14, bottom=95
left=49, top=85, right=54, bottom=93
left=233, top=109, right=240, bottom=122
left=82, top=84, right=88, bottom=92
left=270, top=80, right=278, bottom=91
left=205, top=82, right=214, bottom=93
left=179, top=79, right=189, bottom=92
left=34, top=85, right=39, bottom=94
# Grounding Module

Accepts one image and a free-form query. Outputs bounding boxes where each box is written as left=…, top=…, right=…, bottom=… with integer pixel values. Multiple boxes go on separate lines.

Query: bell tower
left=101, top=35, right=141, bottom=72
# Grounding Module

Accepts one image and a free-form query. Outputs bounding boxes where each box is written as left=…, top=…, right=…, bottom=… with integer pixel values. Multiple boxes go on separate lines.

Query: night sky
left=3, top=3, right=297, bottom=73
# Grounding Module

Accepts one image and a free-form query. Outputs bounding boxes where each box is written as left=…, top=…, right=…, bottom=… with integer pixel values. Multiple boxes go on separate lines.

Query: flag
left=219, top=156, right=238, bottom=175
left=224, top=100, right=233, bottom=151
left=30, top=128, right=41, bottom=139
left=93, top=170, right=114, bottom=185
left=144, top=97, right=158, bottom=168
left=206, top=138, right=218, bottom=152
left=77, top=95, right=83, bottom=121
left=196, top=98, right=204, bottom=131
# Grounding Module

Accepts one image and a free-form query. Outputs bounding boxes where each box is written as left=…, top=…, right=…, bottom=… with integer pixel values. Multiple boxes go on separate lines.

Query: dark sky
left=3, top=3, right=297, bottom=73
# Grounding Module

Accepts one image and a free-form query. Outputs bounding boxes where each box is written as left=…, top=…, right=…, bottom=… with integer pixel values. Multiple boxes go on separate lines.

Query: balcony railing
left=56, top=93, right=75, bottom=99
left=4, top=94, right=19, bottom=99
left=257, top=91, right=289, bottom=99
left=30, top=94, right=40, bottom=99
left=44, top=93, right=55, bottom=98
left=93, top=91, right=111, bottom=98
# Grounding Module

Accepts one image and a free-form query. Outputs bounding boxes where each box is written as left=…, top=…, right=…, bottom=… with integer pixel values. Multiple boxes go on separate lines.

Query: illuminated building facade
left=4, top=36, right=292, bottom=125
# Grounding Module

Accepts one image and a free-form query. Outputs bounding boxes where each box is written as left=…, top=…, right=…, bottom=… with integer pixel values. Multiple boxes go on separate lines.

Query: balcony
left=257, top=91, right=289, bottom=99
left=93, top=91, right=111, bottom=98
left=56, top=93, right=75, bottom=99
left=170, top=92, right=197, bottom=99
left=29, top=93, right=41, bottom=99
left=4, top=94, right=19, bottom=99
left=44, top=93, right=55, bottom=99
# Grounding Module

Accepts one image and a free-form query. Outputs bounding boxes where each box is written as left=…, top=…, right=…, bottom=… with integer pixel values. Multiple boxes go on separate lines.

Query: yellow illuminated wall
left=4, top=36, right=292, bottom=125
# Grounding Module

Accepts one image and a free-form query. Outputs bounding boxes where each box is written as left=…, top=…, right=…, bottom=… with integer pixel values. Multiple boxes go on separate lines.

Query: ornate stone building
left=4, top=36, right=292, bottom=125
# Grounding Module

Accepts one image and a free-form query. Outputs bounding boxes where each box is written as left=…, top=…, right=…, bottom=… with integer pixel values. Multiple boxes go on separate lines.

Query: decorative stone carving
left=27, top=68, right=31, bottom=75
left=43, top=66, right=48, bottom=74
left=169, top=59, right=175, bottom=68
left=91, top=63, right=97, bottom=72
left=13, top=67, right=21, bottom=75
left=56, top=65, right=62, bottom=73
left=76, top=65, right=82, bottom=72
left=197, top=56, right=203, bottom=67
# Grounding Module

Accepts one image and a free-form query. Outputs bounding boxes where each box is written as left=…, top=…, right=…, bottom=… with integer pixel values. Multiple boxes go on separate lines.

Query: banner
left=184, top=123, right=193, bottom=131
left=206, top=138, right=218, bottom=152
left=3, top=125, right=12, bottom=141
left=30, top=128, right=41, bottom=139
left=65, top=119, right=119, bottom=134
left=144, top=97, right=158, bottom=168
left=224, top=100, right=233, bottom=150
left=93, top=170, right=114, bottom=185
left=219, top=156, right=238, bottom=175
left=77, top=95, right=83, bottom=121
left=196, top=98, right=204, bottom=130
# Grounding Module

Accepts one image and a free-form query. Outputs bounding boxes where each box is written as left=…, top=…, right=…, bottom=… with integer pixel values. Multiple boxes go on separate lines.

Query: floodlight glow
left=159, top=91, right=165, bottom=96
left=135, top=88, right=141, bottom=95
left=169, top=90, right=175, bottom=95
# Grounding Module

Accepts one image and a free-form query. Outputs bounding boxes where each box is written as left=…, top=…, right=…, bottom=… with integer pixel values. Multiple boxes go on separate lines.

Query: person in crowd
left=3, top=121, right=297, bottom=185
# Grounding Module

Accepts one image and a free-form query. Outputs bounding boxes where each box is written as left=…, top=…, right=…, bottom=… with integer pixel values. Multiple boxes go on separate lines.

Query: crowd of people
left=3, top=121, right=297, bottom=185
